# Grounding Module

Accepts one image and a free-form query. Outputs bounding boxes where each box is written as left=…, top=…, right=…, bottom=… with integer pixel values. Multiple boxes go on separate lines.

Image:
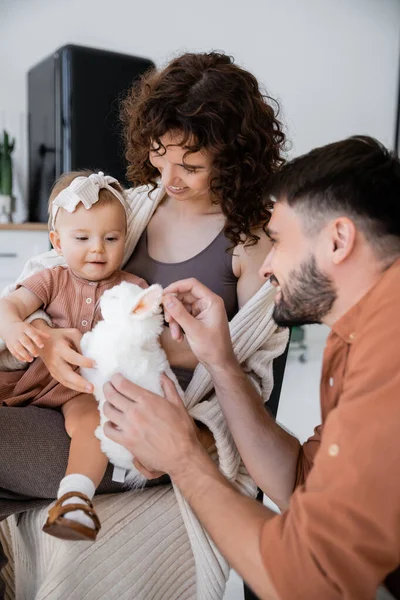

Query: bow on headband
left=51, top=172, right=129, bottom=230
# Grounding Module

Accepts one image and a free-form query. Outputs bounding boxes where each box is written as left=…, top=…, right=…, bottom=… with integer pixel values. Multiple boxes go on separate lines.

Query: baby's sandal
left=42, top=491, right=101, bottom=541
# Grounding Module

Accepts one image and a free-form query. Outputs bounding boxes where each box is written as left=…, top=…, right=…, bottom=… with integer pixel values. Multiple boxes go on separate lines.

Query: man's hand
left=31, top=320, right=95, bottom=393
left=163, top=278, right=237, bottom=371
left=2, top=321, right=50, bottom=363
left=103, top=373, right=209, bottom=478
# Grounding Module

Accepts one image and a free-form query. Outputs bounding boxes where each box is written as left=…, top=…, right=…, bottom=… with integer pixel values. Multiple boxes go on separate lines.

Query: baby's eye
left=76, top=237, right=88, bottom=241
left=106, top=237, right=118, bottom=242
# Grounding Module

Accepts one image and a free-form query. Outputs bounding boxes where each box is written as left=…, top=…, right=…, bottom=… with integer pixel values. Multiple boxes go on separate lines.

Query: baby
left=0, top=170, right=146, bottom=541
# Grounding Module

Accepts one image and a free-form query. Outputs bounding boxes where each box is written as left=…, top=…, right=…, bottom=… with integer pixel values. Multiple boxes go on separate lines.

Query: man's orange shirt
left=261, top=259, right=400, bottom=599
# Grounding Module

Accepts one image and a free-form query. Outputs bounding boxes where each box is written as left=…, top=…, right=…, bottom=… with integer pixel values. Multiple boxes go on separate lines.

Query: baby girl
left=0, top=170, right=146, bottom=541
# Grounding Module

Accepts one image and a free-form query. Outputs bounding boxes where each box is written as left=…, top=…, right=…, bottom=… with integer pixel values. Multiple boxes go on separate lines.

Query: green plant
left=0, top=130, right=15, bottom=197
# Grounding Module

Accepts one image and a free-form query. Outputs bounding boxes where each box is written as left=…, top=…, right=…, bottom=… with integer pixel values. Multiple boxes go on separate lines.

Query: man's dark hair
left=271, top=135, right=400, bottom=261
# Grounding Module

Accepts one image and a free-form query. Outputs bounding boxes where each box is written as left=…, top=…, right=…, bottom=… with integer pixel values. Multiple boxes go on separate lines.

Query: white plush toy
left=80, top=281, right=181, bottom=488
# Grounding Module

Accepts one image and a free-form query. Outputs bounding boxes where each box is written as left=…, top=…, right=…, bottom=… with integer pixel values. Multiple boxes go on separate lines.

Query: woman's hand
left=163, top=278, right=237, bottom=371
left=31, top=320, right=95, bottom=393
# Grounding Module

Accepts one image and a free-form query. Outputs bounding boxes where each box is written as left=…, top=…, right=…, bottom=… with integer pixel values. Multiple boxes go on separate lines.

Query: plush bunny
left=80, top=282, right=181, bottom=488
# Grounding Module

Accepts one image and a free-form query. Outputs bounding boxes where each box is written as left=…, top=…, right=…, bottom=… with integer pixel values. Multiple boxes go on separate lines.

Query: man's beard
left=272, top=254, right=337, bottom=327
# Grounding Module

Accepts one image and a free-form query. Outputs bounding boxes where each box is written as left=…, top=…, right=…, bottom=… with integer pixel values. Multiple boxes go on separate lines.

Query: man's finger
left=162, top=296, right=201, bottom=335
left=103, top=397, right=126, bottom=428
left=163, top=278, right=209, bottom=299
left=161, top=374, right=184, bottom=408
left=110, top=373, right=149, bottom=404
left=169, top=319, right=184, bottom=342
left=103, top=420, right=125, bottom=444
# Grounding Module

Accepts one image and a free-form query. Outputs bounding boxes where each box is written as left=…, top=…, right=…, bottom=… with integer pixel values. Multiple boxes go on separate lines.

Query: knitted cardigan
left=0, top=183, right=289, bottom=600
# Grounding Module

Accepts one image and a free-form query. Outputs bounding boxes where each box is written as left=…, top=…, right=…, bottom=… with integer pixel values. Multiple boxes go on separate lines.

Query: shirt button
left=81, top=320, right=88, bottom=327
left=328, top=443, right=340, bottom=457
left=86, top=298, right=92, bottom=304
left=329, top=377, right=334, bottom=387
left=89, top=282, right=96, bottom=286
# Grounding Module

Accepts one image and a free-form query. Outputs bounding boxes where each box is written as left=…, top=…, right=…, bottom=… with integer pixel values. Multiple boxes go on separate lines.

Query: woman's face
left=149, top=132, right=213, bottom=203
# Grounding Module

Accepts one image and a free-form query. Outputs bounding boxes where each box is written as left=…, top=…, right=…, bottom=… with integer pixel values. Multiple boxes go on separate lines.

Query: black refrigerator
left=28, top=44, right=154, bottom=222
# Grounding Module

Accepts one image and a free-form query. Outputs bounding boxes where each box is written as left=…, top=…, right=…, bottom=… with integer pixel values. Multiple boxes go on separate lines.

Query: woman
left=0, top=52, right=288, bottom=600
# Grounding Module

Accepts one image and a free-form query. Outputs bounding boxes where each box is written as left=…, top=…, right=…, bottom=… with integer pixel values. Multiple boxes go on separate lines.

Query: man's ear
left=49, top=230, right=62, bottom=256
left=330, top=217, right=357, bottom=265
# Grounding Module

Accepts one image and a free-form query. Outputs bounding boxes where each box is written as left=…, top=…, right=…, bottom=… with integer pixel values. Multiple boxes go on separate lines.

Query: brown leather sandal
left=42, top=491, right=101, bottom=541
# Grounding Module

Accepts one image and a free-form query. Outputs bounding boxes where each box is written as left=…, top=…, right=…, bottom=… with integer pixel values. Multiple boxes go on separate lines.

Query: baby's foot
left=43, top=474, right=100, bottom=541
left=59, top=492, right=97, bottom=529
left=42, top=492, right=101, bottom=541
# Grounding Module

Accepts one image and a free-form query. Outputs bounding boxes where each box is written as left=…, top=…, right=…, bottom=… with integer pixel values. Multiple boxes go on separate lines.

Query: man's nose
left=258, top=247, right=274, bottom=280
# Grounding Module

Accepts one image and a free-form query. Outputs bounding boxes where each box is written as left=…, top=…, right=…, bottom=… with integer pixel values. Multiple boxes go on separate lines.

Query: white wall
left=1, top=0, right=400, bottom=197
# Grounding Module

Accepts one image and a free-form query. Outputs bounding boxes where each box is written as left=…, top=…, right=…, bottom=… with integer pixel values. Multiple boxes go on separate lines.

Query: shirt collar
left=69, top=268, right=121, bottom=288
left=331, top=301, right=361, bottom=345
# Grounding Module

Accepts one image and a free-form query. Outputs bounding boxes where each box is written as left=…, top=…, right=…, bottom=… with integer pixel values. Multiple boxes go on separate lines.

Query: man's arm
left=163, top=280, right=300, bottom=509
left=209, top=358, right=300, bottom=509
left=173, top=443, right=280, bottom=600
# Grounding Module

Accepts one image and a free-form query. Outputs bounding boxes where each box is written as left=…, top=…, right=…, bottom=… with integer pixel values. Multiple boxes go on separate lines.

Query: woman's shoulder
left=233, top=228, right=272, bottom=274
left=233, top=228, right=272, bottom=308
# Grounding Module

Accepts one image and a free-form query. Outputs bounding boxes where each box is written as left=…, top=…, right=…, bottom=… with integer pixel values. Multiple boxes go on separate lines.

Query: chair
left=243, top=332, right=291, bottom=600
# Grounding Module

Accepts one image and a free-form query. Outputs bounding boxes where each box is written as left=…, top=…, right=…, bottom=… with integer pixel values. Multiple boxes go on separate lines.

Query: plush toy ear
left=132, top=284, right=163, bottom=316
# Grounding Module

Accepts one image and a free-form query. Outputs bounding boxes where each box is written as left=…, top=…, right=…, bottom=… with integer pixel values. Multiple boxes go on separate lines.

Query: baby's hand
left=135, top=277, right=149, bottom=289
left=3, top=322, right=50, bottom=363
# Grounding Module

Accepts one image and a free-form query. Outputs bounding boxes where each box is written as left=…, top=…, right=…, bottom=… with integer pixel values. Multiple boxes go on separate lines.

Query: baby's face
left=50, top=199, right=126, bottom=281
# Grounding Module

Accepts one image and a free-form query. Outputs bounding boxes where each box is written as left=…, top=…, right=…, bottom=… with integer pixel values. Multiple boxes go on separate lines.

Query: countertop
left=0, top=223, right=48, bottom=231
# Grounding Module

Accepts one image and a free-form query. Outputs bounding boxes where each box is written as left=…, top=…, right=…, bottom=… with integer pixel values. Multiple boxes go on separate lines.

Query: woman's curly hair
left=121, top=52, right=286, bottom=248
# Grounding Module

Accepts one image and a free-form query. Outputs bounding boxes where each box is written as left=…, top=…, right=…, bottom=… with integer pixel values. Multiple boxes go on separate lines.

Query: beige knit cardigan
left=0, top=183, right=289, bottom=600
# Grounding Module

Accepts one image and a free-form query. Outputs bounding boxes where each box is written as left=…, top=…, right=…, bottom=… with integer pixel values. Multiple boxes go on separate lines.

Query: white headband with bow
left=51, top=171, right=129, bottom=230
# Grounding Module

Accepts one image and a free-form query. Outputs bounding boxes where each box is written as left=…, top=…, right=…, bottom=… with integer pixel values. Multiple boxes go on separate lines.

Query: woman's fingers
left=64, top=328, right=83, bottom=353
left=47, top=352, right=93, bottom=393
left=63, top=345, right=96, bottom=369
left=63, top=368, right=94, bottom=393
